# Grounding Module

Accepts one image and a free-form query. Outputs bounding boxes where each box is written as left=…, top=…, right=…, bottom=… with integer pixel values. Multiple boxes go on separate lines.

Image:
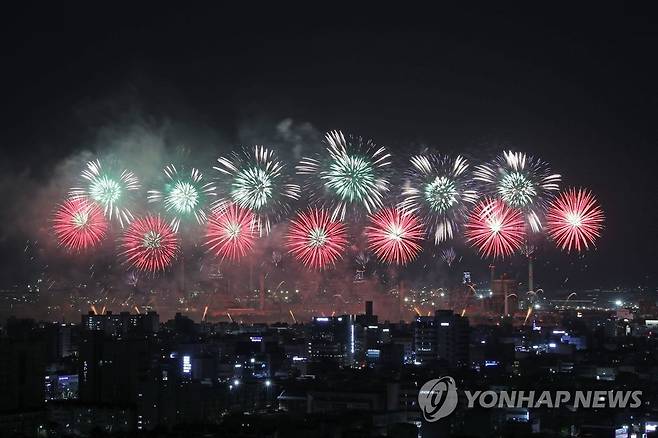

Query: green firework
left=423, top=176, right=459, bottom=213
left=498, top=171, right=537, bottom=208
left=148, top=165, right=216, bottom=231
left=230, top=167, right=274, bottom=211
left=325, top=154, right=376, bottom=203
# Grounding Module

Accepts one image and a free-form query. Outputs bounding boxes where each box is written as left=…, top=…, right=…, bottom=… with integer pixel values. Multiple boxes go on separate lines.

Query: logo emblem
left=418, top=376, right=458, bottom=421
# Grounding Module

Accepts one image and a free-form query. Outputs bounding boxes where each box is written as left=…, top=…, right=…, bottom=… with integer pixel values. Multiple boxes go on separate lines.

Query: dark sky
left=1, top=6, right=656, bottom=289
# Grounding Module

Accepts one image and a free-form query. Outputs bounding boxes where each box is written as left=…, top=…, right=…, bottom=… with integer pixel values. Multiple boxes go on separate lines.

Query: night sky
left=1, top=6, right=656, bottom=289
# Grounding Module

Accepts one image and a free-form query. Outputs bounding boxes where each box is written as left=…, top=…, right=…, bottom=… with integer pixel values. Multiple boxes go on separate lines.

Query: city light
left=2, top=17, right=648, bottom=438
left=182, top=355, right=191, bottom=374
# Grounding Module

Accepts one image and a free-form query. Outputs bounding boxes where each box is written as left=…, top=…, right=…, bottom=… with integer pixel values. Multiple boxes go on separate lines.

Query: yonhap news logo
left=418, top=376, right=459, bottom=421
left=418, top=376, right=642, bottom=422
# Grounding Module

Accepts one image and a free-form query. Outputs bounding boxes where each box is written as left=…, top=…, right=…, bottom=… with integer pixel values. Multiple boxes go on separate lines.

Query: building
left=81, top=311, right=160, bottom=336
left=414, top=310, right=469, bottom=367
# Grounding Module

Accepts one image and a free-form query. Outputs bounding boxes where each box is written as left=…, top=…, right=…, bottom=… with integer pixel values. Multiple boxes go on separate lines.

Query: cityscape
left=1, top=6, right=657, bottom=438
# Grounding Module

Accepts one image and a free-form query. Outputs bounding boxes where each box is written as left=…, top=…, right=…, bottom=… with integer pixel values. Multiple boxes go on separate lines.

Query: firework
left=214, top=146, right=299, bottom=235
left=53, top=198, right=108, bottom=251
left=365, top=207, right=424, bottom=265
left=474, top=151, right=560, bottom=231
left=519, top=241, right=536, bottom=258
left=285, top=208, right=348, bottom=269
left=70, top=159, right=140, bottom=227
left=148, top=164, right=216, bottom=231
left=205, top=204, right=257, bottom=261
left=120, top=215, right=179, bottom=272
left=401, top=154, right=477, bottom=243
left=125, top=271, right=139, bottom=287
left=440, top=247, right=457, bottom=267
left=546, top=188, right=604, bottom=252
left=271, top=251, right=282, bottom=266
left=297, top=130, right=391, bottom=220
left=465, top=198, right=526, bottom=258
left=355, top=251, right=370, bottom=268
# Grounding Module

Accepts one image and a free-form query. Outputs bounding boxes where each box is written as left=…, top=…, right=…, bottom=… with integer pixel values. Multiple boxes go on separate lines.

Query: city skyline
left=1, top=7, right=657, bottom=437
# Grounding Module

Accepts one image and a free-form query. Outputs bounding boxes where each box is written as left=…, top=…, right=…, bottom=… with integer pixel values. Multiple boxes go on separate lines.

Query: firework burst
left=465, top=198, right=526, bottom=258
left=365, top=207, right=424, bottom=265
left=205, top=204, right=257, bottom=261
left=70, top=159, right=140, bottom=227
left=546, top=188, right=604, bottom=252
left=401, top=154, right=477, bottom=243
left=297, top=130, right=391, bottom=220
left=214, top=146, right=299, bottom=235
left=53, top=198, right=108, bottom=251
left=474, top=151, right=560, bottom=231
left=440, top=247, right=457, bottom=267
left=286, top=208, right=348, bottom=269
left=148, top=164, right=216, bottom=231
left=120, top=215, right=179, bottom=273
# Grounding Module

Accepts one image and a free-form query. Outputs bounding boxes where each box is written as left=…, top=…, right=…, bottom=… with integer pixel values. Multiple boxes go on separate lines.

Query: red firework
left=120, top=215, right=179, bottom=272
left=546, top=188, right=604, bottom=252
left=53, top=198, right=108, bottom=251
left=205, top=204, right=257, bottom=260
left=365, top=207, right=424, bottom=265
left=286, top=208, right=348, bottom=269
left=465, top=198, right=525, bottom=258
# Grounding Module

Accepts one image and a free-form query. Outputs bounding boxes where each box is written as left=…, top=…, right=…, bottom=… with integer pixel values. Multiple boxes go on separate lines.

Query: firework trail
left=365, top=207, right=424, bottom=265
left=465, top=198, right=526, bottom=258
left=285, top=208, right=348, bottom=270
left=125, top=271, right=139, bottom=287
left=297, top=130, right=391, bottom=220
left=474, top=151, right=560, bottom=231
left=271, top=251, right=282, bottom=266
left=53, top=198, right=108, bottom=251
left=214, top=146, right=299, bottom=235
left=546, top=188, right=604, bottom=252
left=355, top=251, right=370, bottom=269
left=401, top=154, right=477, bottom=243
left=148, top=164, right=216, bottom=232
left=205, top=204, right=257, bottom=261
left=519, top=241, right=536, bottom=258
left=70, top=159, right=140, bottom=227
left=440, top=247, right=457, bottom=267
left=120, top=215, right=180, bottom=273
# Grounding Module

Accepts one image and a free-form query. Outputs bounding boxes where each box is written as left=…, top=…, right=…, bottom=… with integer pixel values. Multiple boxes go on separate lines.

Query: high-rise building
left=81, top=311, right=160, bottom=336
left=413, top=310, right=469, bottom=367
left=435, top=310, right=470, bottom=367
left=0, top=329, right=46, bottom=437
left=308, top=316, right=352, bottom=367
left=413, top=316, right=436, bottom=364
